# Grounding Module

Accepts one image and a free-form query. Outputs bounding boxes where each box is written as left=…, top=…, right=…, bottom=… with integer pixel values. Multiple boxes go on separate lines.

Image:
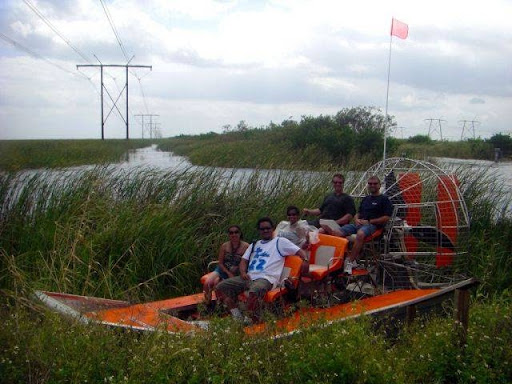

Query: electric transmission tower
left=77, top=58, right=152, bottom=140
left=135, top=114, right=159, bottom=139
left=425, top=118, right=446, bottom=140
left=459, top=120, right=479, bottom=140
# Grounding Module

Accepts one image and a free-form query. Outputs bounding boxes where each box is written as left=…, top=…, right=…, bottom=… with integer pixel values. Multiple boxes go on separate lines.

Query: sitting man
left=303, top=173, right=356, bottom=233
left=215, top=217, right=308, bottom=323
left=337, top=176, right=393, bottom=274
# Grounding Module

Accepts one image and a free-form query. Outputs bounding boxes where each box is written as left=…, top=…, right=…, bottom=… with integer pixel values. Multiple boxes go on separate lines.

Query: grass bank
left=0, top=139, right=157, bottom=171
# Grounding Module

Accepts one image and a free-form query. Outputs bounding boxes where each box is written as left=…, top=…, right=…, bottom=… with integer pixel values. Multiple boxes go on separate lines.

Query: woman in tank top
left=203, top=225, right=249, bottom=305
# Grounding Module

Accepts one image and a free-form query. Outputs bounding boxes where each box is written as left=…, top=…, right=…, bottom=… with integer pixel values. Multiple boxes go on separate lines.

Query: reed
left=0, top=296, right=510, bottom=383
left=0, top=139, right=154, bottom=171
left=1, top=163, right=511, bottom=300
left=0, top=166, right=335, bottom=300
left=1, top=160, right=512, bottom=382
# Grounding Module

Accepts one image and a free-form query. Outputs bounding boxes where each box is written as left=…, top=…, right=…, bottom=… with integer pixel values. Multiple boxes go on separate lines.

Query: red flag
left=391, top=18, right=408, bottom=39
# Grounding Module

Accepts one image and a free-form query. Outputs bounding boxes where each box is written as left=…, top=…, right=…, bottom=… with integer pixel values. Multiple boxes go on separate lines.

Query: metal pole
left=100, top=64, right=104, bottom=140
left=125, top=64, right=129, bottom=139
left=150, top=114, right=153, bottom=139
left=383, top=34, right=393, bottom=163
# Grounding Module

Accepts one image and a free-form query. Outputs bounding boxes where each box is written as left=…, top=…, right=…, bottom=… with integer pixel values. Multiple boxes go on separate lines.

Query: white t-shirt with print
left=242, top=237, right=300, bottom=287
left=275, top=219, right=310, bottom=247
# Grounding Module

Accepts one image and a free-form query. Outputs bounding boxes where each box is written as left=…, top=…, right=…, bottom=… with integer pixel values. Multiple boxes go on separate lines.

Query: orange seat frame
left=308, top=234, right=349, bottom=281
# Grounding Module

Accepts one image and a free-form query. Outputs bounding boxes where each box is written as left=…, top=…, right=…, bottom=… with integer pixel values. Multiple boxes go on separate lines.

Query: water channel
left=2, top=145, right=511, bottom=216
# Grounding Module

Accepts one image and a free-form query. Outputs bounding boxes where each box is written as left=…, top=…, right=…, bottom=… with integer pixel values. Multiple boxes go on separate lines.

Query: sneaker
left=242, top=316, right=253, bottom=326
left=344, top=259, right=359, bottom=274
left=344, top=259, right=353, bottom=274
left=230, top=308, right=243, bottom=321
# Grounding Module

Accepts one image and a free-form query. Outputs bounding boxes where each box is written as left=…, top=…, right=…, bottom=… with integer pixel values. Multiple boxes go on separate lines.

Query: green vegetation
left=158, top=108, right=511, bottom=170
left=1, top=121, right=511, bottom=382
left=0, top=139, right=155, bottom=171
left=1, top=299, right=510, bottom=383
left=1, top=161, right=511, bottom=382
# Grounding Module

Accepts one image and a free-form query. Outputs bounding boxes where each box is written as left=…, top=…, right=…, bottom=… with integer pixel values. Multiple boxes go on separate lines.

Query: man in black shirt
left=339, top=176, right=393, bottom=274
left=303, top=173, right=356, bottom=232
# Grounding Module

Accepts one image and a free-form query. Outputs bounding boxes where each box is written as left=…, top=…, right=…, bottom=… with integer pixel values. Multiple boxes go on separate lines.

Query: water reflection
left=2, top=146, right=511, bottom=217
left=435, top=157, right=512, bottom=192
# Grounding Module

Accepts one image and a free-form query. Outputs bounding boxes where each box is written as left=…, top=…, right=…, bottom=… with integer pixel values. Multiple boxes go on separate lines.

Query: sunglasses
left=258, top=226, right=273, bottom=231
left=368, top=182, right=379, bottom=185
left=332, top=181, right=343, bottom=184
left=228, top=230, right=240, bottom=235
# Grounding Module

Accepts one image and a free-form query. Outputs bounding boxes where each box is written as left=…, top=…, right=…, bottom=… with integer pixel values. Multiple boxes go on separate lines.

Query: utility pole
left=135, top=114, right=159, bottom=139
left=397, top=126, right=405, bottom=139
left=425, top=118, right=446, bottom=140
left=77, top=59, right=151, bottom=140
left=459, top=120, right=479, bottom=140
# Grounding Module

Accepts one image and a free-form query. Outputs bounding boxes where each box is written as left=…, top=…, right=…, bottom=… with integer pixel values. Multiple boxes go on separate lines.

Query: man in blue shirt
left=339, top=176, right=393, bottom=274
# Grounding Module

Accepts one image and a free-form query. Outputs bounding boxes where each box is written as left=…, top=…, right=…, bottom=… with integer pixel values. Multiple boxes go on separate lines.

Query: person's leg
left=246, top=278, right=272, bottom=320
left=339, top=223, right=357, bottom=238
left=348, top=224, right=377, bottom=262
left=215, top=276, right=247, bottom=311
left=203, top=271, right=221, bottom=303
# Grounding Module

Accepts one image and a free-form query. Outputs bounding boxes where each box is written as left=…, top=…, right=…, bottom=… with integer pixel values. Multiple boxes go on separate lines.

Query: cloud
left=1, top=0, right=511, bottom=140
left=470, top=97, right=485, bottom=105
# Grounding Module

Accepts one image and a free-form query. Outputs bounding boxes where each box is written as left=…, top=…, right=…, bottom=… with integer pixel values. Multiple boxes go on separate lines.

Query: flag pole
left=383, top=28, right=393, bottom=163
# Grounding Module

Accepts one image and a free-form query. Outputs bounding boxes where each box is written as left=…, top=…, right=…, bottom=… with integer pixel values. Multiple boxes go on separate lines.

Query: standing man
left=215, top=217, right=308, bottom=323
left=338, top=176, right=394, bottom=274
left=303, top=173, right=356, bottom=232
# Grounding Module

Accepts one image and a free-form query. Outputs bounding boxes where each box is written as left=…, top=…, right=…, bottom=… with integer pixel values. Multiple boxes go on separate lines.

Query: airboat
left=36, top=157, right=478, bottom=337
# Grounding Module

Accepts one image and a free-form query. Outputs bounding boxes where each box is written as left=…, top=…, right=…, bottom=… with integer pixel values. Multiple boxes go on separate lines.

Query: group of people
left=303, top=173, right=393, bottom=273
left=202, top=173, right=393, bottom=322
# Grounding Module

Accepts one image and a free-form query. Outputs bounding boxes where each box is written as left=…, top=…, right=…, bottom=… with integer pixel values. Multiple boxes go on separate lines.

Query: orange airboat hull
left=36, top=279, right=475, bottom=337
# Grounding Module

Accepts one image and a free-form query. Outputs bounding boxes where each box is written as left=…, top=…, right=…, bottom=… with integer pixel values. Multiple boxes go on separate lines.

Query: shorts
left=213, top=265, right=229, bottom=280
left=216, top=276, right=272, bottom=300
left=340, top=223, right=377, bottom=238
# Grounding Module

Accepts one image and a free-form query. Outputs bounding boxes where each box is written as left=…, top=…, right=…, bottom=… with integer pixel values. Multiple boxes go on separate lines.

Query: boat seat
left=307, top=234, right=348, bottom=281
left=236, top=255, right=304, bottom=304
left=263, top=255, right=304, bottom=303
left=348, top=227, right=384, bottom=244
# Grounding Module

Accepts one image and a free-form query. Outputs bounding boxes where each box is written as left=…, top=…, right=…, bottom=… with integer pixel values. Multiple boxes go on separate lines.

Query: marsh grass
left=1, top=297, right=510, bottom=383
left=0, top=166, right=335, bottom=300
left=1, top=162, right=510, bottom=298
left=1, top=158, right=512, bottom=382
left=0, top=139, right=154, bottom=171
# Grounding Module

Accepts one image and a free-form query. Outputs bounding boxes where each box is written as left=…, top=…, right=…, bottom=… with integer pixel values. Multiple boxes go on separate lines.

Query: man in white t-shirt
left=216, top=217, right=308, bottom=322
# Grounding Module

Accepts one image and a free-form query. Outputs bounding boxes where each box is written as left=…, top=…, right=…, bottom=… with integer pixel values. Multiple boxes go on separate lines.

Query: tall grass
left=0, top=139, right=155, bottom=171
left=1, top=163, right=511, bottom=299
left=0, top=166, right=334, bottom=300
left=1, top=296, right=510, bottom=383
left=1, top=160, right=511, bottom=382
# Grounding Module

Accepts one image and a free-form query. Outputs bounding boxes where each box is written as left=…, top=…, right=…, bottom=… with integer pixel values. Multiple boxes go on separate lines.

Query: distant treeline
left=160, top=107, right=512, bottom=170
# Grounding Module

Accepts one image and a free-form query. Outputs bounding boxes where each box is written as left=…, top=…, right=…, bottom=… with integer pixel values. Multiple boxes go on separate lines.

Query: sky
left=0, top=0, right=511, bottom=141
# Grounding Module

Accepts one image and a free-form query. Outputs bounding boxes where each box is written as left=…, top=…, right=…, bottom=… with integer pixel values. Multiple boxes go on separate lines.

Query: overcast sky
left=1, top=0, right=511, bottom=141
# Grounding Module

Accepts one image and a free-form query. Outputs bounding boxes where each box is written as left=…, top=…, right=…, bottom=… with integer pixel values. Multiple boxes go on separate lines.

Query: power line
left=0, top=32, right=87, bottom=79
left=99, top=0, right=130, bottom=61
left=98, top=0, right=151, bottom=117
left=134, top=114, right=159, bottom=138
left=22, top=0, right=92, bottom=63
